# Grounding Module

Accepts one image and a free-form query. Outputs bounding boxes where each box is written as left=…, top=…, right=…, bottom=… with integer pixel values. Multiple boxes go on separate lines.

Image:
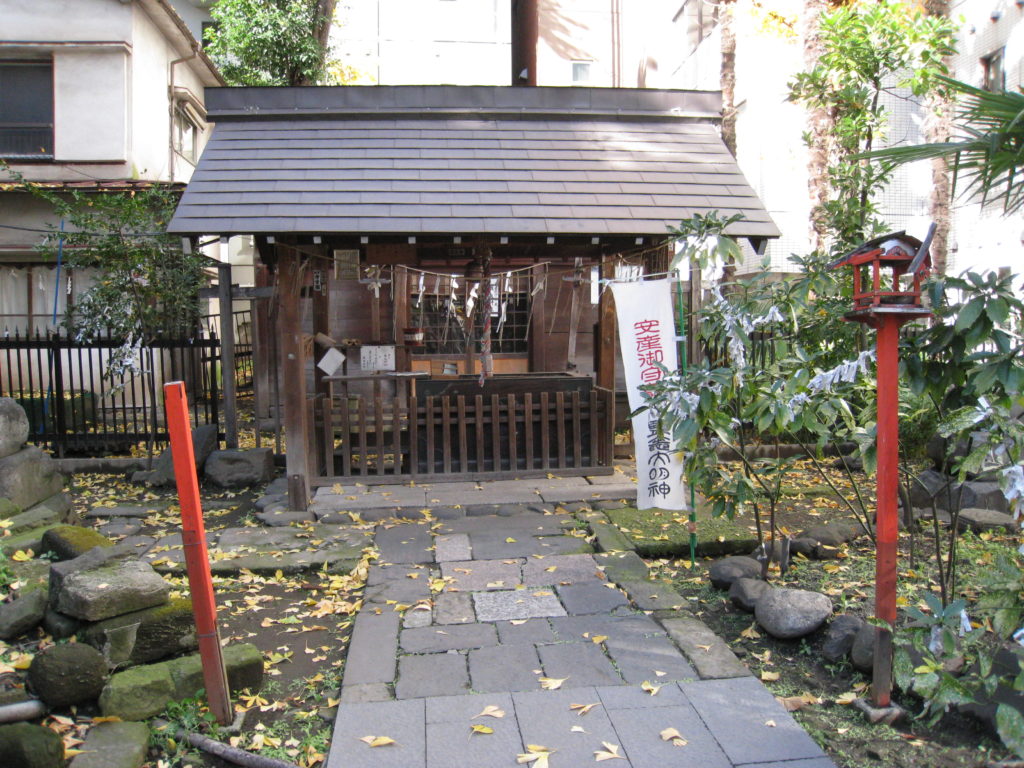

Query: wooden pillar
left=393, top=266, right=410, bottom=371
left=217, top=260, right=238, bottom=449
left=252, top=262, right=272, bottom=423
left=529, top=263, right=547, bottom=372
left=276, top=248, right=310, bottom=510
left=688, top=261, right=704, bottom=367
left=565, top=258, right=585, bottom=371
left=596, top=255, right=616, bottom=391
left=311, top=252, right=330, bottom=478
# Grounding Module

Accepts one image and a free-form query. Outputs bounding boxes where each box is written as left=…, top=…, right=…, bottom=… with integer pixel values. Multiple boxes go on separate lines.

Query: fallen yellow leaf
left=760, top=670, right=780, bottom=682
left=359, top=735, right=396, bottom=748
left=470, top=724, right=494, bottom=735
left=659, top=727, right=687, bottom=747
left=570, top=703, right=599, bottom=716
left=517, top=744, right=554, bottom=766
left=473, top=705, right=505, bottom=719
left=640, top=681, right=661, bottom=696
left=591, top=635, right=608, bottom=645
left=594, top=741, right=624, bottom=761
left=540, top=676, right=567, bottom=690
left=11, top=549, right=33, bottom=562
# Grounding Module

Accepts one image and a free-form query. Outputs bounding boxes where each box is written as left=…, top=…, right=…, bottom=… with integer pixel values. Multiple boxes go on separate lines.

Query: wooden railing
left=311, top=386, right=614, bottom=484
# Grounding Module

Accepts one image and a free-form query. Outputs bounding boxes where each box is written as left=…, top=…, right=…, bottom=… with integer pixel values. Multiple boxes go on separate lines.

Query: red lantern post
left=831, top=227, right=934, bottom=707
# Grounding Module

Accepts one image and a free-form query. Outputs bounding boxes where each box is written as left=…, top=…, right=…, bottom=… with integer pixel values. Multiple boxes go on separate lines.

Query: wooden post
left=217, top=261, right=238, bottom=449
left=529, top=264, right=547, bottom=372
left=276, top=248, right=310, bottom=510
left=164, top=381, right=232, bottom=725
left=688, top=260, right=704, bottom=367
left=394, top=266, right=410, bottom=371
left=596, top=255, right=616, bottom=391
left=251, top=262, right=272, bottom=425
left=565, top=258, right=585, bottom=371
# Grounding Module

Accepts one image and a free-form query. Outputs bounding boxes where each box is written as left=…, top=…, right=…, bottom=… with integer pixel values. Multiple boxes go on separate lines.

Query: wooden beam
left=596, top=255, right=616, bottom=391
left=276, top=248, right=310, bottom=510
left=251, top=263, right=272, bottom=427
left=199, top=286, right=274, bottom=300
left=393, top=266, right=410, bottom=371
left=217, top=262, right=238, bottom=449
left=529, top=264, right=546, bottom=371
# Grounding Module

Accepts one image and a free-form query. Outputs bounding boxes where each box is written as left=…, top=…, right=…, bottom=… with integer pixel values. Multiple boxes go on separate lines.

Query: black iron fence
left=200, top=309, right=254, bottom=391
left=0, top=327, right=221, bottom=457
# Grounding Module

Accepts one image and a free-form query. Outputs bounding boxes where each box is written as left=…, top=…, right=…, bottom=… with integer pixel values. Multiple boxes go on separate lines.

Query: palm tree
left=866, top=75, right=1024, bottom=215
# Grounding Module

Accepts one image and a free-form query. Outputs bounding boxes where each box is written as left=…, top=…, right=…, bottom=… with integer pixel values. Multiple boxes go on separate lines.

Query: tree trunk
left=802, top=0, right=831, bottom=253
left=924, top=0, right=953, bottom=275
left=719, top=0, right=738, bottom=288
left=295, top=0, right=338, bottom=86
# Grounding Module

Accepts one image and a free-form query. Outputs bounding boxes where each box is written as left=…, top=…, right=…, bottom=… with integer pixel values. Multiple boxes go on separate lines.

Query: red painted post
left=164, top=381, right=233, bottom=725
left=873, top=317, right=901, bottom=707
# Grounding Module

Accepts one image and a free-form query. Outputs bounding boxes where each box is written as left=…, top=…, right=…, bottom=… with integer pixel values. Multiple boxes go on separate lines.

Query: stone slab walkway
left=313, top=479, right=837, bottom=768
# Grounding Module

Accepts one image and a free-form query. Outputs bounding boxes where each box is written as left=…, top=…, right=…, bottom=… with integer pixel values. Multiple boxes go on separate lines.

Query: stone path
left=310, top=478, right=837, bottom=768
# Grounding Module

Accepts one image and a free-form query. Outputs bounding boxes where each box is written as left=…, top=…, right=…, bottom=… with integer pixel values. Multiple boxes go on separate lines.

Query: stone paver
left=536, top=641, right=622, bottom=687
left=521, top=553, right=604, bottom=586
left=375, top=523, right=434, bottom=564
left=469, top=644, right=542, bottom=693
left=595, top=681, right=689, bottom=710
left=473, top=590, right=567, bottom=622
left=395, top=653, right=470, bottom=699
left=557, top=580, right=630, bottom=615
left=661, top=616, right=751, bottom=680
left=549, top=614, right=662, bottom=643
left=329, top=699, right=425, bottom=768
left=402, top=607, right=432, bottom=628
left=603, top=634, right=697, bottom=684
left=469, top=531, right=592, bottom=559
left=512, top=687, right=622, bottom=766
left=494, top=618, right=555, bottom=645
left=341, top=610, right=400, bottom=687
left=436, top=513, right=568, bottom=535
left=440, top=559, right=522, bottom=591
left=433, top=592, right=475, bottom=625
left=363, top=576, right=431, bottom=605
left=607, top=703, right=732, bottom=768
left=539, top=485, right=636, bottom=502
left=433, top=534, right=471, bottom=562
left=400, top=622, right=498, bottom=653
left=681, top=677, right=827, bottom=765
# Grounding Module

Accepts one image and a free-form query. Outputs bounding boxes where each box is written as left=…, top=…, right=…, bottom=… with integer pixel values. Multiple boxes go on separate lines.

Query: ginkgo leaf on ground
left=473, top=705, right=505, bottom=719
left=470, top=724, right=494, bottom=735
left=594, top=741, right=625, bottom=761
left=359, top=735, right=396, bottom=747
left=569, top=703, right=599, bottom=716
left=517, top=744, right=554, bottom=766
left=660, top=727, right=688, bottom=746
left=540, top=676, right=567, bottom=690
left=640, top=680, right=661, bottom=695
left=761, top=670, right=780, bottom=682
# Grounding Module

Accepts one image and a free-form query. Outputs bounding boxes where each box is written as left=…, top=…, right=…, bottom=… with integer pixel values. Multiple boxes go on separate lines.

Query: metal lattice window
left=0, top=61, right=54, bottom=160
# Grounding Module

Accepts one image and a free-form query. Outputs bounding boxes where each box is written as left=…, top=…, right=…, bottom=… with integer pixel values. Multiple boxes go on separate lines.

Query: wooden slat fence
left=312, top=386, right=613, bottom=484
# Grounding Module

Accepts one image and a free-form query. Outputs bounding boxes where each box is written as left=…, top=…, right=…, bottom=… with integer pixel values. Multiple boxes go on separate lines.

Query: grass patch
left=605, top=505, right=757, bottom=558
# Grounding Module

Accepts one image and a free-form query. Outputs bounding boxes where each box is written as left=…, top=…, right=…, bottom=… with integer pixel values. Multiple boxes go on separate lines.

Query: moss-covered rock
left=0, top=497, right=21, bottom=519
left=0, top=581, right=48, bottom=641
left=81, top=597, right=197, bottom=665
left=0, top=523, right=63, bottom=558
left=0, top=723, right=65, bottom=768
left=98, top=663, right=175, bottom=720
left=28, top=642, right=108, bottom=707
left=41, top=525, right=113, bottom=561
left=167, top=643, right=264, bottom=698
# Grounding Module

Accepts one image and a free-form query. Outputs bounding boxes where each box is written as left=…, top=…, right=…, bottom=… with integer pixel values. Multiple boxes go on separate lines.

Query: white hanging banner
left=610, top=279, right=687, bottom=511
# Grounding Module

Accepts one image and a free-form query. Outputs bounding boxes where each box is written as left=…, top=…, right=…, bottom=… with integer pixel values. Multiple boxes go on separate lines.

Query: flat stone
left=342, top=609, right=400, bottom=687
left=256, top=509, right=315, bottom=526
left=426, top=506, right=464, bottom=520
left=556, top=580, right=630, bottom=615
left=433, top=534, right=471, bottom=562
left=97, top=520, right=143, bottom=539
left=680, top=677, right=828, bottom=764
left=661, top=617, right=751, bottom=679
left=440, top=559, right=522, bottom=591
left=400, top=623, right=498, bottom=653
left=495, top=618, right=555, bottom=644
left=539, top=485, right=637, bottom=503
left=402, top=607, right=432, bottom=628
left=521, top=553, right=603, bottom=586
left=0, top=584, right=48, bottom=641
left=589, top=519, right=636, bottom=552
left=7, top=493, right=72, bottom=535
left=68, top=721, right=150, bottom=768
left=0, top=446, right=65, bottom=512
left=437, top=486, right=539, bottom=504
left=375, top=523, right=435, bottom=564
left=433, top=592, right=475, bottom=625
left=339, top=683, right=393, bottom=703
left=424, top=691, right=515, bottom=723
left=549, top=614, right=662, bottom=643
left=958, top=507, right=1017, bottom=533
left=469, top=531, right=592, bottom=559
left=596, top=682, right=688, bottom=710
left=473, top=590, right=566, bottom=622
left=367, top=563, right=428, bottom=586
left=593, top=550, right=650, bottom=582
left=426, top=714, right=522, bottom=768
left=536, top=642, right=622, bottom=687
left=604, top=634, right=697, bottom=684
left=606, top=703, right=732, bottom=768
left=55, top=559, right=170, bottom=622
left=395, top=653, right=470, bottom=699
left=468, top=644, right=542, bottom=692
left=616, top=579, right=687, bottom=611
left=586, top=471, right=634, bottom=485
left=327, top=699, right=425, bottom=768
left=254, top=493, right=286, bottom=511
left=437, top=513, right=567, bottom=535
left=363, top=573, right=432, bottom=605
left=84, top=502, right=169, bottom=519
left=512, top=687, right=622, bottom=766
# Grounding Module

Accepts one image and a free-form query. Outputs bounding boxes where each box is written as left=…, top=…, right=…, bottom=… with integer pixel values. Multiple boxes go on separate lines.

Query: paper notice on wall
left=360, top=345, right=396, bottom=372
left=317, top=347, right=346, bottom=376
left=610, top=279, right=687, bottom=511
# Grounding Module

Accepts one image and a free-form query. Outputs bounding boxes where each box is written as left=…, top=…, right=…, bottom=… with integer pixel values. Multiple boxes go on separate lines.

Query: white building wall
left=53, top=49, right=129, bottom=163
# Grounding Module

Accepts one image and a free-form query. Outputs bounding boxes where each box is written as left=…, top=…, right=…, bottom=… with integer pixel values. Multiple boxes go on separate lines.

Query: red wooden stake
left=873, top=317, right=901, bottom=707
left=164, top=381, right=233, bottom=725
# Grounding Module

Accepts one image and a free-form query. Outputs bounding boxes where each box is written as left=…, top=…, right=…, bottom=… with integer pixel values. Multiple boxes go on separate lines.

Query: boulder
left=49, top=543, right=135, bottom=605
left=821, top=614, right=865, bottom=663
left=0, top=723, right=64, bottom=768
left=7, top=493, right=73, bottom=535
left=42, top=609, right=80, bottom=641
left=790, top=538, right=819, bottom=558
left=0, top=582, right=48, bottom=641
left=41, top=525, right=113, bottom=561
left=0, top=446, right=65, bottom=513
left=204, top=448, right=274, bottom=488
left=81, top=597, right=197, bottom=666
left=28, top=643, right=108, bottom=707
left=957, top=507, right=1017, bottom=534
left=0, top=398, right=29, bottom=460
left=755, top=588, right=833, bottom=640
left=909, top=468, right=957, bottom=510
left=729, top=578, right=771, bottom=612
left=708, top=556, right=762, bottom=590
left=0, top=498, right=18, bottom=519
left=66, top=721, right=150, bottom=768
left=132, top=424, right=219, bottom=487
left=798, top=522, right=861, bottom=547
left=255, top=493, right=287, bottom=511
left=850, top=623, right=876, bottom=672
left=53, top=559, right=170, bottom=622
left=98, top=663, right=175, bottom=720
left=958, top=481, right=1010, bottom=513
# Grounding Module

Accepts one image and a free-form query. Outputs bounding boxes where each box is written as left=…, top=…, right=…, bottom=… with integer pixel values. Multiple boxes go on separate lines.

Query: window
left=0, top=61, right=54, bottom=160
left=982, top=48, right=1005, bottom=92
left=173, top=104, right=200, bottom=164
left=673, top=0, right=719, bottom=55
left=572, top=61, right=592, bottom=84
